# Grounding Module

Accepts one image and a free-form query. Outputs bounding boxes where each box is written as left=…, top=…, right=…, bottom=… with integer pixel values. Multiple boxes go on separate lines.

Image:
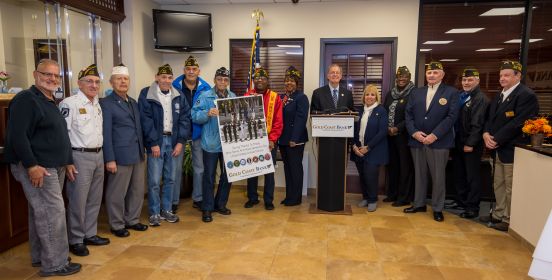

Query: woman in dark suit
left=278, top=66, right=309, bottom=206
left=352, top=84, right=389, bottom=212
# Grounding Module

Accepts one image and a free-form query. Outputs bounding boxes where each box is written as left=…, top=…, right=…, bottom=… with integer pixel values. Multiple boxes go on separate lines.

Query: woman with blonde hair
left=351, top=84, right=389, bottom=212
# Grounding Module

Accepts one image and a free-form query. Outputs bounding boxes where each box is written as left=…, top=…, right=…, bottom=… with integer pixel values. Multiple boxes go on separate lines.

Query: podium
left=310, top=113, right=356, bottom=214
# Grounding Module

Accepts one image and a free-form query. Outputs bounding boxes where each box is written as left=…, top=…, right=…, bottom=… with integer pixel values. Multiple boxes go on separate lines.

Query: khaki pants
left=492, top=157, right=513, bottom=223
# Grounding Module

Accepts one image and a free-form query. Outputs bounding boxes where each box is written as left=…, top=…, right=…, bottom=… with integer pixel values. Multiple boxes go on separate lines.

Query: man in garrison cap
left=446, top=67, right=489, bottom=220
left=101, top=64, right=149, bottom=238
left=481, top=60, right=539, bottom=232
left=404, top=61, right=459, bottom=222
left=172, top=56, right=212, bottom=212
left=60, top=64, right=110, bottom=257
left=138, top=64, right=191, bottom=226
left=382, top=66, right=416, bottom=208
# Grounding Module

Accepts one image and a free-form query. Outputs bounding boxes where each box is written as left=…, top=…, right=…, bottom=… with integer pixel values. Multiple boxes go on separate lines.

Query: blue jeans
left=172, top=151, right=184, bottom=206
left=191, top=138, right=204, bottom=202
left=147, top=135, right=175, bottom=215
left=247, top=148, right=277, bottom=204
left=202, top=151, right=232, bottom=211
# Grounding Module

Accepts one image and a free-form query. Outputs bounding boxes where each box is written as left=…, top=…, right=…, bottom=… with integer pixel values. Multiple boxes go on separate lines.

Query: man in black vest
left=481, top=60, right=539, bottom=232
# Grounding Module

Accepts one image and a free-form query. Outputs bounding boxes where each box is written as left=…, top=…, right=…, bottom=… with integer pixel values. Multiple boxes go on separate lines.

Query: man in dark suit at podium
left=404, top=61, right=459, bottom=222
left=310, top=64, right=354, bottom=113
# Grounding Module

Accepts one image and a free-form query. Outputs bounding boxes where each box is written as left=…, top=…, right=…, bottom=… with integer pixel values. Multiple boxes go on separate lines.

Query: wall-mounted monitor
left=152, top=9, right=213, bottom=53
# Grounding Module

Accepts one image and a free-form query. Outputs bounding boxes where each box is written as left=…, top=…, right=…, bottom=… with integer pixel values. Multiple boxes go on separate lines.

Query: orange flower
left=522, top=117, right=552, bottom=136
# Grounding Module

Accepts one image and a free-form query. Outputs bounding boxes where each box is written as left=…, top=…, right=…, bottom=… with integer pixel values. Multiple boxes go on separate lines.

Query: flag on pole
left=247, top=15, right=262, bottom=91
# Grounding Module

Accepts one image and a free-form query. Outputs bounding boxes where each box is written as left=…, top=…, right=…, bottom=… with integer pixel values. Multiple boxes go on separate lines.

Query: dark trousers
left=386, top=134, right=414, bottom=203
left=279, top=144, right=305, bottom=204
left=202, top=151, right=232, bottom=211
left=354, top=160, right=379, bottom=203
left=247, top=148, right=277, bottom=204
left=451, top=143, right=483, bottom=211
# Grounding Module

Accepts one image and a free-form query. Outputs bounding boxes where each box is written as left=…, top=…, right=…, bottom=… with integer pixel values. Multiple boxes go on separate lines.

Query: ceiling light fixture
left=504, top=38, right=543, bottom=43
left=285, top=51, right=303, bottom=55
left=480, top=7, right=524, bottom=16
left=423, top=41, right=453, bottom=45
left=277, top=44, right=301, bottom=48
left=476, top=48, right=504, bottom=52
left=440, top=59, right=459, bottom=62
left=419, top=49, right=432, bottom=52
left=445, top=28, right=484, bottom=34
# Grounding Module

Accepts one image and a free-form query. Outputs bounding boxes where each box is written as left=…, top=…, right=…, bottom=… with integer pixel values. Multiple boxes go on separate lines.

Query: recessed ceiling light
left=419, top=49, right=432, bottom=52
left=504, top=38, right=543, bottom=43
left=277, top=44, right=301, bottom=48
left=476, top=48, right=504, bottom=51
left=285, top=51, right=303, bottom=55
left=480, top=7, right=524, bottom=16
left=440, top=59, right=459, bottom=62
left=548, top=28, right=552, bottom=31
left=423, top=41, right=453, bottom=45
left=445, top=28, right=484, bottom=34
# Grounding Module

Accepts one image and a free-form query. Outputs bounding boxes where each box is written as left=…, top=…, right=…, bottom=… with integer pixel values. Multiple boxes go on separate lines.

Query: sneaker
left=161, top=210, right=179, bottom=223
left=149, top=214, right=161, bottom=227
left=367, top=202, right=377, bottom=212
left=39, top=262, right=81, bottom=277
left=357, top=200, right=368, bottom=207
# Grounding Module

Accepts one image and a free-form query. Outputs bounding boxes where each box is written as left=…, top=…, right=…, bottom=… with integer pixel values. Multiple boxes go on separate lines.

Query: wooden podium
left=310, top=113, right=356, bottom=215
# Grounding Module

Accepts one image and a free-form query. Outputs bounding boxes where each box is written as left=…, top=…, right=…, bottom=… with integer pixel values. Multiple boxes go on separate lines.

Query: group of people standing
left=3, top=54, right=539, bottom=277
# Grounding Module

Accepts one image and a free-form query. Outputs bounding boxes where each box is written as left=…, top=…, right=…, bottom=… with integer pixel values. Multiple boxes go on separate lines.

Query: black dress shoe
left=125, top=223, right=149, bottom=231
left=479, top=215, right=502, bottom=224
left=284, top=201, right=301, bottom=207
left=433, top=211, right=444, bottom=222
left=403, top=206, right=427, bottom=213
left=32, top=257, right=71, bottom=268
left=265, top=203, right=275, bottom=210
left=69, top=243, right=89, bottom=256
left=459, top=211, right=478, bottom=219
left=110, top=228, right=130, bottom=237
left=444, top=201, right=465, bottom=210
left=391, top=201, right=410, bottom=207
left=84, top=235, right=110, bottom=246
left=202, top=211, right=213, bottom=223
left=244, top=200, right=260, bottom=208
left=492, top=222, right=509, bottom=232
left=39, top=262, right=81, bottom=277
left=382, top=197, right=396, bottom=203
left=280, top=199, right=288, bottom=205
left=193, top=201, right=202, bottom=210
left=216, top=208, right=232, bottom=215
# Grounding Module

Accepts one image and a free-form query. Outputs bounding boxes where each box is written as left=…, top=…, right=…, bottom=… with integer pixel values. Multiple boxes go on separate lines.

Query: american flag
left=246, top=21, right=261, bottom=91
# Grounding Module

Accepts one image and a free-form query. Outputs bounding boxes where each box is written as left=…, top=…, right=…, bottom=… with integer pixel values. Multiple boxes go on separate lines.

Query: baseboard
left=509, top=228, right=536, bottom=252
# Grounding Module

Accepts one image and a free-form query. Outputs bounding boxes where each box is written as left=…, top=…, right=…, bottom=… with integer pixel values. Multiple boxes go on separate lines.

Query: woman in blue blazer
left=278, top=66, right=309, bottom=206
left=351, top=84, right=389, bottom=212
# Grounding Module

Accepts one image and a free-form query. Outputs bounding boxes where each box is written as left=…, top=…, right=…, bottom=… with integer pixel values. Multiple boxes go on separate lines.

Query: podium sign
left=311, top=116, right=354, bottom=138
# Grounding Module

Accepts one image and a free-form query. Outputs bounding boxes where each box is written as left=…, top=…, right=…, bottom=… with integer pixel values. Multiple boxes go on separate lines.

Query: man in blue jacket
left=139, top=64, right=191, bottom=226
left=404, top=61, right=459, bottom=222
left=172, top=56, right=211, bottom=211
left=192, top=67, right=236, bottom=223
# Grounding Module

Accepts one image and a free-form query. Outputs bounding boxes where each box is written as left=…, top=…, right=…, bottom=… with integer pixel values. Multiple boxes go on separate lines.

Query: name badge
left=505, top=111, right=515, bottom=117
left=79, top=108, right=87, bottom=114
left=438, top=98, right=447, bottom=105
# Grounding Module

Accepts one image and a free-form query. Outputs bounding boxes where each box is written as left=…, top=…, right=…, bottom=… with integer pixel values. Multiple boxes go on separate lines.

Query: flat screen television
left=153, top=9, right=213, bottom=52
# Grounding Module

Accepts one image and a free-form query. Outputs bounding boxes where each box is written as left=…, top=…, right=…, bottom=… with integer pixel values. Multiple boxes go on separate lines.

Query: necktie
left=332, top=89, right=338, bottom=108
left=497, top=93, right=504, bottom=106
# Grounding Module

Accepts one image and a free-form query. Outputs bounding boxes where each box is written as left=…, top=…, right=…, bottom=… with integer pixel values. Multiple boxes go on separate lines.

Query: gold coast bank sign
left=311, top=116, right=355, bottom=138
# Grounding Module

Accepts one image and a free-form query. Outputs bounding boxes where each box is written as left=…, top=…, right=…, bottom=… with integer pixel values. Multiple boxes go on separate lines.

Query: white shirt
left=60, top=90, right=103, bottom=148
left=359, top=102, right=378, bottom=146
left=157, top=86, right=173, bottom=133
left=426, top=81, right=441, bottom=110
left=501, top=82, right=520, bottom=101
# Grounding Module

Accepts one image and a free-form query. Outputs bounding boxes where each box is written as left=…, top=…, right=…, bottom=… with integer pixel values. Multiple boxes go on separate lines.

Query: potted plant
left=180, top=141, right=194, bottom=198
left=0, top=71, right=10, bottom=93
left=522, top=117, right=552, bottom=148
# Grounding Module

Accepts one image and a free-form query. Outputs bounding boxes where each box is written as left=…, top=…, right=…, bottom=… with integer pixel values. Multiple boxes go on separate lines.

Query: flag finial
left=251, top=9, right=264, bottom=23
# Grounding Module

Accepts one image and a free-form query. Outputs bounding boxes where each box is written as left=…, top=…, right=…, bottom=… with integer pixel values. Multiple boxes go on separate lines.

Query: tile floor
left=0, top=189, right=533, bottom=280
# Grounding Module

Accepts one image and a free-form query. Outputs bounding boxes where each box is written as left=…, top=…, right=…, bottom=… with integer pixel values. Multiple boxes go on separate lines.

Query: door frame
left=319, top=37, right=398, bottom=94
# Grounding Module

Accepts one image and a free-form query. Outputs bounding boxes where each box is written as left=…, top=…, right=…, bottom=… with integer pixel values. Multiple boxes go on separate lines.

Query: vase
left=531, top=133, right=545, bottom=148
left=0, top=80, right=7, bottom=93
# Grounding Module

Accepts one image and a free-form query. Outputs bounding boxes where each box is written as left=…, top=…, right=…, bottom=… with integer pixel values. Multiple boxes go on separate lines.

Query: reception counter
left=510, top=144, right=552, bottom=247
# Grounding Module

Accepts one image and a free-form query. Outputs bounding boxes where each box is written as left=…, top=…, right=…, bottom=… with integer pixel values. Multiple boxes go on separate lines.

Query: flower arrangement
left=0, top=71, right=9, bottom=82
left=522, top=117, right=552, bottom=137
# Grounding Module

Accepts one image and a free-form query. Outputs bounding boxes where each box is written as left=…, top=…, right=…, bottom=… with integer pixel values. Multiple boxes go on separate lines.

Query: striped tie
left=332, top=89, right=338, bottom=108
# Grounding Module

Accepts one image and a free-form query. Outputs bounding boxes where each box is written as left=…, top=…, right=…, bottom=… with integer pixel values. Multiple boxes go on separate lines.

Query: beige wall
left=511, top=147, right=552, bottom=246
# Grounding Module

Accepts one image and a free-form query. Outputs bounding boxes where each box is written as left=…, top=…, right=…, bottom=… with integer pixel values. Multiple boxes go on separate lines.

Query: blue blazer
left=405, top=84, right=459, bottom=149
left=100, top=93, right=145, bottom=166
left=279, top=91, right=309, bottom=145
left=351, top=104, right=389, bottom=165
left=138, top=85, right=191, bottom=152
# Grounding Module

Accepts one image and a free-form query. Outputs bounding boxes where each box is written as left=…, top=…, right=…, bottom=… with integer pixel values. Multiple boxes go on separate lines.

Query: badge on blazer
left=505, top=111, right=515, bottom=117
left=438, top=98, right=447, bottom=105
left=400, top=99, right=404, bottom=103
left=60, top=107, right=70, bottom=118
left=79, top=108, right=87, bottom=114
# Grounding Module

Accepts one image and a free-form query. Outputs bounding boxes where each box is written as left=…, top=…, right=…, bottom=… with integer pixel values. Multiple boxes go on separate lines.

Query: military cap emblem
left=185, top=56, right=199, bottom=67
left=426, top=61, right=444, bottom=71
left=78, top=64, right=100, bottom=80
left=157, top=64, right=173, bottom=75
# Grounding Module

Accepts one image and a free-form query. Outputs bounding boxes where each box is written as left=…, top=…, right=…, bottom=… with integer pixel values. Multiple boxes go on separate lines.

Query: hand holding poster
left=216, top=95, right=275, bottom=182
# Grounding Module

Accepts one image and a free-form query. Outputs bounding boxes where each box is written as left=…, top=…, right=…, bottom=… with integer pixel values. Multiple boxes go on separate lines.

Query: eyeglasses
left=36, top=71, right=61, bottom=80
left=80, top=79, right=101, bottom=85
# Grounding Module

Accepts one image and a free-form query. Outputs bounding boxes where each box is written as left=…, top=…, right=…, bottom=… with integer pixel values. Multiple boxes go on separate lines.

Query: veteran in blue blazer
left=404, top=61, right=459, bottom=222
left=278, top=66, right=309, bottom=206
left=101, top=65, right=148, bottom=237
left=351, top=85, right=389, bottom=212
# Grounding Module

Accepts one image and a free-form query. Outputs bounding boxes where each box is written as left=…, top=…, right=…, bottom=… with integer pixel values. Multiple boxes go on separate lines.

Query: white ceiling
left=153, top=0, right=360, bottom=5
